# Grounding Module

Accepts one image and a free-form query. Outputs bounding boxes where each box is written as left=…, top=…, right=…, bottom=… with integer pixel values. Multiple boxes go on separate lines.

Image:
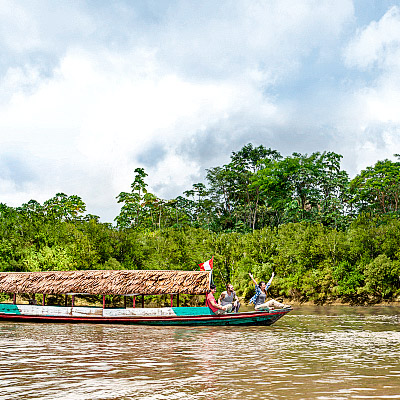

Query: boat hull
left=0, top=311, right=289, bottom=326
left=0, top=304, right=291, bottom=326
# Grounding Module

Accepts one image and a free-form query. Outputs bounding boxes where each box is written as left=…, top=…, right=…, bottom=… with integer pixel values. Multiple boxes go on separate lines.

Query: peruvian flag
left=199, top=256, right=213, bottom=271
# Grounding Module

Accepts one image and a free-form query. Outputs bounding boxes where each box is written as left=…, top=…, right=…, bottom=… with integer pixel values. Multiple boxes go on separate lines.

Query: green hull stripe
left=0, top=304, right=21, bottom=315
left=172, top=307, right=214, bottom=316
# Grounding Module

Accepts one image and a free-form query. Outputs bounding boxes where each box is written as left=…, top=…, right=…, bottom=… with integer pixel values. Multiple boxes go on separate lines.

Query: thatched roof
left=0, top=270, right=211, bottom=296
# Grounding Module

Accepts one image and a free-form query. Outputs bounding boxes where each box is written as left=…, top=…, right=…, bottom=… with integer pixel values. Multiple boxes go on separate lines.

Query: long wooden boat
left=0, top=304, right=291, bottom=326
left=0, top=270, right=292, bottom=326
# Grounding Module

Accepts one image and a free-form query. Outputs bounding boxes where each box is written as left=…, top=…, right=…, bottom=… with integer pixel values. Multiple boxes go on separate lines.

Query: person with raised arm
left=248, top=272, right=289, bottom=311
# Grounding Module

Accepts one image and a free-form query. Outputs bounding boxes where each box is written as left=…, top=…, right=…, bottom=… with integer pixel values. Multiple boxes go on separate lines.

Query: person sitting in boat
left=218, top=283, right=241, bottom=313
left=248, top=272, right=288, bottom=311
left=207, top=284, right=232, bottom=314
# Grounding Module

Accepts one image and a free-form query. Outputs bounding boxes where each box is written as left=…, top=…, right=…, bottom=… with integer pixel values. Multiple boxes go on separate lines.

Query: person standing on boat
left=207, top=284, right=232, bottom=314
left=248, top=272, right=287, bottom=311
left=218, top=283, right=240, bottom=313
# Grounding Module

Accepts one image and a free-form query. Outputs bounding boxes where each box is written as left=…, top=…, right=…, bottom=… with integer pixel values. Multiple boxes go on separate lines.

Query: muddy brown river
left=0, top=305, right=399, bottom=399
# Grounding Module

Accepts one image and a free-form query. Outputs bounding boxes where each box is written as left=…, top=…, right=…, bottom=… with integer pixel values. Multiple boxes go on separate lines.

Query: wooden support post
left=170, top=294, right=174, bottom=307
left=42, top=294, right=45, bottom=306
left=124, top=296, right=127, bottom=309
left=103, top=295, right=106, bottom=309
left=72, top=295, right=75, bottom=307
left=141, top=294, right=144, bottom=308
left=13, top=293, right=16, bottom=305
left=177, top=294, right=180, bottom=308
left=133, top=296, right=136, bottom=308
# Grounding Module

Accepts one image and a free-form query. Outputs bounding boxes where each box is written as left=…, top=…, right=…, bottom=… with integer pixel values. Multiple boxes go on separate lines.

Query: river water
left=0, top=305, right=399, bottom=400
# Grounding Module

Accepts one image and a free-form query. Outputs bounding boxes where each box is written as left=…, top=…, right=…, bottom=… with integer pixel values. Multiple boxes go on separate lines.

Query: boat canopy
left=0, top=270, right=212, bottom=296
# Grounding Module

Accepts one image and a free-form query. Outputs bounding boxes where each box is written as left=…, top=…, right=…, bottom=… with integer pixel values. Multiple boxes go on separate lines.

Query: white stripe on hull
left=9, top=305, right=177, bottom=318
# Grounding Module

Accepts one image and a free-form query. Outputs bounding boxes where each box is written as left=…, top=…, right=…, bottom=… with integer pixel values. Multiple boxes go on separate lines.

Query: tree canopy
left=1, top=143, right=400, bottom=305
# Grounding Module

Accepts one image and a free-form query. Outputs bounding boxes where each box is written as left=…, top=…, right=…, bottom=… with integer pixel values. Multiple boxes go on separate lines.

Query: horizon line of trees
left=3, top=143, right=399, bottom=233
left=115, top=144, right=400, bottom=232
left=1, top=143, right=400, bottom=305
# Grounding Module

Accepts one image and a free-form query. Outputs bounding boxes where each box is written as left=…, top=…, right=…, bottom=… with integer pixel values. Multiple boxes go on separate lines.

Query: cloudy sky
left=1, top=0, right=400, bottom=222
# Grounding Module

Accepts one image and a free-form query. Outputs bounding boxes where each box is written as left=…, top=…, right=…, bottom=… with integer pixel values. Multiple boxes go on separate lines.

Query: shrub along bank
left=1, top=201, right=399, bottom=305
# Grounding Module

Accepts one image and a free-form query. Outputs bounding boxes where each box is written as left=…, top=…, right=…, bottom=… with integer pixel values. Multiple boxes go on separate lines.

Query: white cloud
left=342, top=6, right=400, bottom=125
left=0, top=0, right=95, bottom=56
left=338, top=6, right=400, bottom=175
left=344, top=6, right=400, bottom=70
left=0, top=46, right=282, bottom=221
left=3, top=0, right=400, bottom=222
left=0, top=0, right=40, bottom=53
left=153, top=0, right=354, bottom=85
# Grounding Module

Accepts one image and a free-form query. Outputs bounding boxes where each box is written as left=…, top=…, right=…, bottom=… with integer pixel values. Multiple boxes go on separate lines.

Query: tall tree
left=206, top=144, right=281, bottom=231
left=231, top=144, right=281, bottom=230
left=350, top=158, right=400, bottom=215
left=115, top=168, right=149, bottom=229
left=254, top=151, right=350, bottom=227
left=43, top=193, right=86, bottom=221
left=184, top=183, right=213, bottom=229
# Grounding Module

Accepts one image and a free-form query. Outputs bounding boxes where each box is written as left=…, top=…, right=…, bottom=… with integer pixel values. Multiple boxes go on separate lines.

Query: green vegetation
left=1, top=144, right=400, bottom=305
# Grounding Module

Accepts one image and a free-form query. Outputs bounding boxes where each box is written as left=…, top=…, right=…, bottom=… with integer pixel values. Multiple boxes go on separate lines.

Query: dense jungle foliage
left=1, top=144, right=400, bottom=305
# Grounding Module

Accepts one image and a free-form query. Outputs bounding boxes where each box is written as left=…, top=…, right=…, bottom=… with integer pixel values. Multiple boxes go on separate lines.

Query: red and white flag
left=199, top=257, right=213, bottom=271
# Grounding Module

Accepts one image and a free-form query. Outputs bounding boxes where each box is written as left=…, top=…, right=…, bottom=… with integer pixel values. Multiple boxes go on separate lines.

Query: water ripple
left=0, top=306, right=399, bottom=399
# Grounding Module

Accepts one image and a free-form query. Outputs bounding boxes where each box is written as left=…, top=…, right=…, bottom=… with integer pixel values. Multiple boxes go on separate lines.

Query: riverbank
left=239, top=296, right=400, bottom=309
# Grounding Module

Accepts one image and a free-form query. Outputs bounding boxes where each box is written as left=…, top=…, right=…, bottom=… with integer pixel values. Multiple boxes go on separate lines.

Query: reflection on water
left=0, top=306, right=399, bottom=399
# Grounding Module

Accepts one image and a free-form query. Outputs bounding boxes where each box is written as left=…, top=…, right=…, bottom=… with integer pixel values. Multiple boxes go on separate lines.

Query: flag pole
left=210, top=256, right=214, bottom=288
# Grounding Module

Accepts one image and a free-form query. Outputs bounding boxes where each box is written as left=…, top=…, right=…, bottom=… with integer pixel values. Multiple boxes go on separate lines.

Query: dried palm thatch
left=0, top=270, right=211, bottom=295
